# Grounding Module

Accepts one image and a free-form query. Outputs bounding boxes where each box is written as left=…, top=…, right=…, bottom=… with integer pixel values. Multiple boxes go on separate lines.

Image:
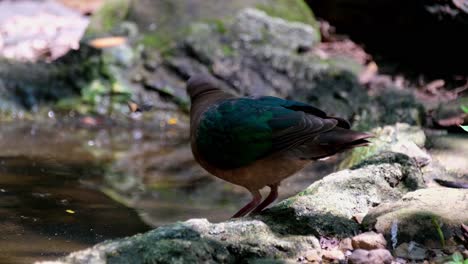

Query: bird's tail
left=316, top=127, right=373, bottom=151
left=299, top=127, right=373, bottom=160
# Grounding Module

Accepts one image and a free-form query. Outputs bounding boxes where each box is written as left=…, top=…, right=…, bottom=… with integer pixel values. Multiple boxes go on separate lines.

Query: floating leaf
left=167, top=118, right=178, bottom=125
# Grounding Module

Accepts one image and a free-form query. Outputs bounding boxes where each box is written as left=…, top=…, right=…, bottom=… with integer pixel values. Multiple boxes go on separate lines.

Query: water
left=0, top=113, right=338, bottom=263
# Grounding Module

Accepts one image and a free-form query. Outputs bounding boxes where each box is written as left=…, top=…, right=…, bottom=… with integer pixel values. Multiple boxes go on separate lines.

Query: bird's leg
left=251, top=183, right=279, bottom=214
left=231, top=190, right=262, bottom=218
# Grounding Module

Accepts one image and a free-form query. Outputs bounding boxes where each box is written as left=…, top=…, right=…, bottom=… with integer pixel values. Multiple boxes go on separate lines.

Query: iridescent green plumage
left=187, top=74, right=372, bottom=218
left=196, top=96, right=337, bottom=169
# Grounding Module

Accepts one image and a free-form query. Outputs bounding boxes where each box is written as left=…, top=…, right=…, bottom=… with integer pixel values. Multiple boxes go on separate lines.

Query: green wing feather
left=196, top=96, right=337, bottom=169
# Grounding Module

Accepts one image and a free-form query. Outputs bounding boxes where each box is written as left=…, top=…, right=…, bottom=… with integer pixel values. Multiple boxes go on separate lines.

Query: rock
left=88, top=0, right=318, bottom=50
left=394, top=242, right=427, bottom=261
left=0, top=50, right=95, bottom=112
left=83, top=3, right=358, bottom=119
left=351, top=231, right=387, bottom=250
left=348, top=249, right=393, bottom=264
left=430, top=97, right=468, bottom=129
left=363, top=89, right=425, bottom=129
left=260, top=151, right=424, bottom=237
left=363, top=188, right=468, bottom=247
left=231, top=8, right=319, bottom=52
left=427, top=133, right=468, bottom=175
left=39, top=218, right=321, bottom=264
left=166, top=7, right=369, bottom=120
left=84, top=0, right=131, bottom=37
left=341, top=123, right=430, bottom=169
left=352, top=213, right=366, bottom=224
left=304, top=249, right=322, bottom=262
left=339, top=238, right=353, bottom=252
left=322, top=249, right=345, bottom=262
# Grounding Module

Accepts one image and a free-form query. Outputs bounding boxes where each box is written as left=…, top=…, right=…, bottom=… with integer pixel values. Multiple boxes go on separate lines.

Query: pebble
left=394, top=242, right=427, bottom=260
left=339, top=237, right=353, bottom=252
left=304, top=249, right=321, bottom=263
left=352, top=231, right=387, bottom=250
left=348, top=249, right=393, bottom=264
left=322, top=249, right=345, bottom=262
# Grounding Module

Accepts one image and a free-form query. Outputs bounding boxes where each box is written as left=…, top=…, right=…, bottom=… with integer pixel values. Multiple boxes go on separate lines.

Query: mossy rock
left=363, top=188, right=468, bottom=247
left=84, top=0, right=132, bottom=38
left=260, top=152, right=424, bottom=238
left=87, top=0, right=319, bottom=51
left=39, top=219, right=320, bottom=263
left=340, top=123, right=429, bottom=169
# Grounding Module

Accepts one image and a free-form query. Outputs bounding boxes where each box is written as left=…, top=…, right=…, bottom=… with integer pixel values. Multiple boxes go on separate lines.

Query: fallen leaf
left=88, top=36, right=127, bottom=49
left=167, top=118, right=178, bottom=125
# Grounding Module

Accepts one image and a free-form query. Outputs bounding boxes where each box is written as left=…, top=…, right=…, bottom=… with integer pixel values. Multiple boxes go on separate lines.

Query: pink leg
left=231, top=190, right=261, bottom=218
left=251, top=183, right=279, bottom=214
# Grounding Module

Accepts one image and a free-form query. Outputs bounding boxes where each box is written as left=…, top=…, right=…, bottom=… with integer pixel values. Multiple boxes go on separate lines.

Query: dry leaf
left=88, top=36, right=127, bottom=49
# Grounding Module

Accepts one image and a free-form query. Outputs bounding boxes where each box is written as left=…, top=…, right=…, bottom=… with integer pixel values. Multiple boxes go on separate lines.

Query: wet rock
left=351, top=231, right=387, bottom=250
left=260, top=151, right=424, bottom=237
left=394, top=242, right=427, bottom=261
left=363, top=188, right=468, bottom=247
left=348, top=249, right=393, bottom=264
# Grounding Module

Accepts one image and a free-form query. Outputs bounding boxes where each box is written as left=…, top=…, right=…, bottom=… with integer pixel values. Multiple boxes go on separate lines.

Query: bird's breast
left=194, top=149, right=310, bottom=191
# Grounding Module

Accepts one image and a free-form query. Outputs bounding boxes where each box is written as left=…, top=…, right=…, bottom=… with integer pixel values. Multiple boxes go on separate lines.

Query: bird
left=187, top=74, right=373, bottom=218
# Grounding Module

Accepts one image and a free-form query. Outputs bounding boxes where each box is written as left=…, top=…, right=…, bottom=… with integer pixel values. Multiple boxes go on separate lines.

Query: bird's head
left=186, top=74, right=221, bottom=100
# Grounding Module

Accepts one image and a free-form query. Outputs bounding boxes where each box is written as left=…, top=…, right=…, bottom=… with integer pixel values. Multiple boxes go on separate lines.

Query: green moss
left=256, top=0, right=319, bottom=29
left=86, top=0, right=131, bottom=36
left=339, top=142, right=377, bottom=169
left=325, top=56, right=364, bottom=76
left=140, top=33, right=173, bottom=52
left=256, top=0, right=320, bottom=43
left=221, top=44, right=235, bottom=56
left=201, top=19, right=227, bottom=34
